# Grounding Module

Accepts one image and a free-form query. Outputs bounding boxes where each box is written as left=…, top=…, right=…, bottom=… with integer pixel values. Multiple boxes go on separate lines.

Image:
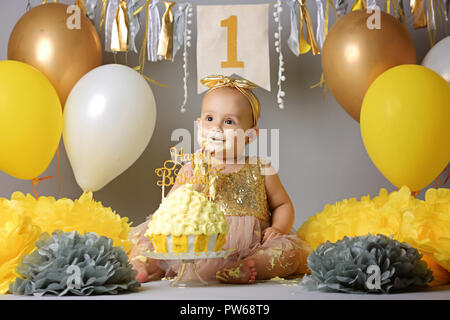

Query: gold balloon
left=322, top=10, right=416, bottom=122
left=8, top=3, right=102, bottom=107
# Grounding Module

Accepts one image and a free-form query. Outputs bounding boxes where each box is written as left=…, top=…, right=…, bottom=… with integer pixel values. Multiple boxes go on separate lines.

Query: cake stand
left=144, top=250, right=234, bottom=287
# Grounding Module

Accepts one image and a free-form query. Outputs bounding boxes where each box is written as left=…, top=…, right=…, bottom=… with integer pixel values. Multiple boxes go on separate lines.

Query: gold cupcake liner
left=148, top=234, right=226, bottom=254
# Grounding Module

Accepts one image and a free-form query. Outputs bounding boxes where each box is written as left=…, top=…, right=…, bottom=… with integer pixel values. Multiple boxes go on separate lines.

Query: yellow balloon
left=0, top=60, right=62, bottom=180
left=361, top=64, right=450, bottom=192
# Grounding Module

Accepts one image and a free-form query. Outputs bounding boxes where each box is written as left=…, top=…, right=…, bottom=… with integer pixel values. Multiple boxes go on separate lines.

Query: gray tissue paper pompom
left=10, top=231, right=140, bottom=296
left=301, top=234, right=433, bottom=294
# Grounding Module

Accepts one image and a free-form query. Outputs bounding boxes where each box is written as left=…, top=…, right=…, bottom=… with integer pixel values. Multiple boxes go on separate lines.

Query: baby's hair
left=200, top=75, right=261, bottom=127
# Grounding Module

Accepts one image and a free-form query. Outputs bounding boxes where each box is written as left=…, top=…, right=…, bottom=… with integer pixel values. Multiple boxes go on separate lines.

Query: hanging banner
left=196, top=4, right=270, bottom=94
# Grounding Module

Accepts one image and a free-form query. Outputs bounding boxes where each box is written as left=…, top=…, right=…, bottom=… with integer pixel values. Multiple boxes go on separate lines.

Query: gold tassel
left=111, top=0, right=129, bottom=52
left=435, top=0, right=448, bottom=36
left=385, top=0, right=405, bottom=22
left=324, top=0, right=337, bottom=39
left=139, top=73, right=169, bottom=88
left=320, top=0, right=337, bottom=98
left=411, top=0, right=427, bottom=28
left=310, top=74, right=328, bottom=99
left=324, top=0, right=330, bottom=39
left=132, top=0, right=168, bottom=88
left=385, top=0, right=391, bottom=14
left=384, top=0, right=406, bottom=24
left=351, top=0, right=366, bottom=11
left=435, top=0, right=443, bottom=31
left=435, top=0, right=444, bottom=37
left=75, top=0, right=87, bottom=16
left=99, top=0, right=109, bottom=31
left=298, top=0, right=320, bottom=55
left=426, top=0, right=438, bottom=47
left=311, top=0, right=336, bottom=99
left=158, top=1, right=176, bottom=60
left=393, top=0, right=406, bottom=24
left=134, top=0, right=151, bottom=74
left=298, top=3, right=311, bottom=54
left=439, top=0, right=449, bottom=22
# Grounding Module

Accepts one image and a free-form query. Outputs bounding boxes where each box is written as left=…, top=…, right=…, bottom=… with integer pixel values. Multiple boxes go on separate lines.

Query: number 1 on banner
left=220, top=15, right=244, bottom=68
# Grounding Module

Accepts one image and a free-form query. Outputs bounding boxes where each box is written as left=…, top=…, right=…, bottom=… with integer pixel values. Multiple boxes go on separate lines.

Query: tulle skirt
left=129, top=215, right=310, bottom=281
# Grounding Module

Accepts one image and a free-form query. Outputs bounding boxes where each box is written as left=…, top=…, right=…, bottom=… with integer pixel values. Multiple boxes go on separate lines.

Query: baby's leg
left=131, top=256, right=165, bottom=282
left=129, top=240, right=165, bottom=282
left=247, top=242, right=304, bottom=280
left=216, top=240, right=308, bottom=283
left=215, top=260, right=258, bottom=284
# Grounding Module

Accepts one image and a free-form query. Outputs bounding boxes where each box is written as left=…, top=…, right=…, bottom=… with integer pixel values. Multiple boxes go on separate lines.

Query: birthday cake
left=145, top=184, right=228, bottom=254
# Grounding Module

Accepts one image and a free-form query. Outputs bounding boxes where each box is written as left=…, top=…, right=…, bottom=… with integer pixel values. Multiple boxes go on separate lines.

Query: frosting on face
left=197, top=125, right=247, bottom=158
left=145, top=184, right=229, bottom=237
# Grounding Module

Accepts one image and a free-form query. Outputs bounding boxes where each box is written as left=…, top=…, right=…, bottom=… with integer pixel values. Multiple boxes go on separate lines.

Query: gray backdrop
left=0, top=0, right=448, bottom=229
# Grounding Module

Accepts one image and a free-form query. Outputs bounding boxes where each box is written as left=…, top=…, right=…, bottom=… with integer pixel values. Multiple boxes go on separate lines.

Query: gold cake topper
left=155, top=147, right=221, bottom=200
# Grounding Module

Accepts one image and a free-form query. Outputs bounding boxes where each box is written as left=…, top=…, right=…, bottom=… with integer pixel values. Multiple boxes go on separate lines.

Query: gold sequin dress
left=129, top=157, right=309, bottom=281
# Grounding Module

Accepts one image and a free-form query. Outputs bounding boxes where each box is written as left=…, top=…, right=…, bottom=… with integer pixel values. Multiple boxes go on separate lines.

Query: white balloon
left=63, top=64, right=156, bottom=192
left=422, top=36, right=450, bottom=83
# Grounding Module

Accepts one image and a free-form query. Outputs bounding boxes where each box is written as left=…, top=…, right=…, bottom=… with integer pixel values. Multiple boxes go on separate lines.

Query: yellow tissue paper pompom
left=421, top=253, right=449, bottom=287
left=8, top=191, right=132, bottom=254
left=298, top=186, right=450, bottom=286
left=397, top=188, right=450, bottom=272
left=298, top=187, right=406, bottom=249
left=0, top=192, right=132, bottom=294
left=0, top=204, right=41, bottom=294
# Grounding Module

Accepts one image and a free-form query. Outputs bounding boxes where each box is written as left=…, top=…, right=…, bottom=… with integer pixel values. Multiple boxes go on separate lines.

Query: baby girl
left=128, top=75, right=311, bottom=284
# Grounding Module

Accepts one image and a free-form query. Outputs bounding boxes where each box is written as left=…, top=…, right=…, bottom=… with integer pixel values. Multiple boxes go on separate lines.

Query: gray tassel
left=104, top=0, right=120, bottom=53
left=85, top=0, right=99, bottom=21
left=287, top=0, right=301, bottom=56
left=172, top=2, right=189, bottom=60
left=335, top=0, right=348, bottom=18
left=148, top=0, right=163, bottom=61
left=128, top=0, right=141, bottom=54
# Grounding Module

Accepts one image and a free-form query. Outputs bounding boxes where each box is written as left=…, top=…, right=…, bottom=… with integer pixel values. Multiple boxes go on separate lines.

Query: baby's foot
left=131, top=259, right=150, bottom=283
left=130, top=257, right=166, bottom=283
left=216, top=260, right=257, bottom=284
left=135, top=268, right=149, bottom=283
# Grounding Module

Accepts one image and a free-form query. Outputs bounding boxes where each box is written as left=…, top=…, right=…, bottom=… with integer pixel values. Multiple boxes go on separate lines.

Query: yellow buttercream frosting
left=145, top=184, right=229, bottom=237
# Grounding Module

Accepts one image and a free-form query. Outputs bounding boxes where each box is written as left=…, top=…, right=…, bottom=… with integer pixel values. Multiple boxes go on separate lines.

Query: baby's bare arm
left=263, top=164, right=295, bottom=234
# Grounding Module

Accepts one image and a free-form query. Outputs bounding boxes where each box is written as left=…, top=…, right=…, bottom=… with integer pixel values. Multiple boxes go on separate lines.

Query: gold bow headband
left=200, top=75, right=261, bottom=127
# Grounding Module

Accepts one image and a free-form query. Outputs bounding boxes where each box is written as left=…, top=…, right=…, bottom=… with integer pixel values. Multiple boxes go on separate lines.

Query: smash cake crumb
left=267, top=276, right=302, bottom=286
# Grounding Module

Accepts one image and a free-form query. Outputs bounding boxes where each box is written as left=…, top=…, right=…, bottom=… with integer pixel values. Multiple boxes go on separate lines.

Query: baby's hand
left=261, top=226, right=283, bottom=244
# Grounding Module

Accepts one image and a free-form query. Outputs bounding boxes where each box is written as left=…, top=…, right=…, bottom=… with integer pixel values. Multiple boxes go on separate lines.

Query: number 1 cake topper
left=154, top=146, right=221, bottom=200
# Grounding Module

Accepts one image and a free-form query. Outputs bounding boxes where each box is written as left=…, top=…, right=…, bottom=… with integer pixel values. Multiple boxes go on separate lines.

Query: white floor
left=1, top=278, right=449, bottom=300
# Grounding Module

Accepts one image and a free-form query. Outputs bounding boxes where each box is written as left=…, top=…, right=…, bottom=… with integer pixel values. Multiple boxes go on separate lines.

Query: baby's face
left=197, top=87, right=256, bottom=159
